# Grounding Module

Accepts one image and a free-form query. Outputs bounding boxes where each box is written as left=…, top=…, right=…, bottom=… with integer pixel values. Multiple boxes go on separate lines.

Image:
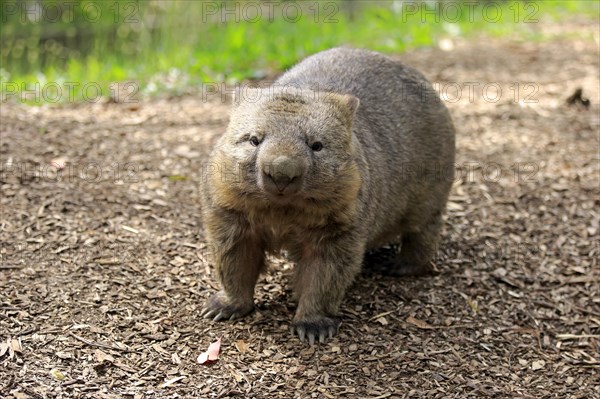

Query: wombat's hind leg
left=393, top=210, right=444, bottom=276
left=391, top=231, right=437, bottom=276
left=367, top=214, right=443, bottom=276
left=363, top=241, right=433, bottom=276
left=363, top=244, right=400, bottom=273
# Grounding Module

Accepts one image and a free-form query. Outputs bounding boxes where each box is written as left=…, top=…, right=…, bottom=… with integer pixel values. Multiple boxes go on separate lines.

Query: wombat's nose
left=263, top=156, right=303, bottom=192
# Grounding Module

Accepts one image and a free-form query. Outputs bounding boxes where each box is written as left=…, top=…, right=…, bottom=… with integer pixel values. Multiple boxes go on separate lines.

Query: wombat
left=200, top=47, right=455, bottom=344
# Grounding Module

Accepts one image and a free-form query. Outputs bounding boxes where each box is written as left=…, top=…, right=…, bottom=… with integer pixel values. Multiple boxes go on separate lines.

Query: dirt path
left=1, top=25, right=599, bottom=399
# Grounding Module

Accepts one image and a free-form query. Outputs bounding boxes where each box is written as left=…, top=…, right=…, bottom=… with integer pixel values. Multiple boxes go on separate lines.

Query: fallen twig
left=68, top=332, right=134, bottom=353
left=556, top=334, right=600, bottom=340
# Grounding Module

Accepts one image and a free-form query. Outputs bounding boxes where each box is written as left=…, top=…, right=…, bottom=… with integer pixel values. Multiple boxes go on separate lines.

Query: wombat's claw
left=207, top=311, right=238, bottom=322
left=291, top=317, right=339, bottom=345
left=201, top=292, right=253, bottom=321
left=200, top=308, right=216, bottom=319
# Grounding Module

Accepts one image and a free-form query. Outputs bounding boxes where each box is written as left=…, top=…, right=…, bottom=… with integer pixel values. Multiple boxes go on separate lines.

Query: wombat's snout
left=261, top=155, right=305, bottom=196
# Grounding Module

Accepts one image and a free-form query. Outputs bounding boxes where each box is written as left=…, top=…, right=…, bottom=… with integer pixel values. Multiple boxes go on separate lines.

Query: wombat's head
left=208, top=87, right=362, bottom=213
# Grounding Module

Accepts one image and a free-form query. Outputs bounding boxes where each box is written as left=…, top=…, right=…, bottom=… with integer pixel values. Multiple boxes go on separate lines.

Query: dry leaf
left=122, top=225, right=139, bottom=234
left=50, top=368, right=66, bottom=380
left=169, top=256, right=189, bottom=267
left=235, top=340, right=247, bottom=354
left=9, top=338, right=22, bottom=358
left=0, top=341, right=9, bottom=357
left=198, top=337, right=222, bottom=365
left=90, top=326, right=105, bottom=334
left=406, top=316, right=434, bottom=330
left=56, top=351, right=72, bottom=360
left=446, top=201, right=464, bottom=211
left=94, top=349, right=114, bottom=363
left=531, top=360, right=546, bottom=370
left=50, top=157, right=68, bottom=170
left=113, top=360, right=137, bottom=373
left=468, top=298, right=479, bottom=313
left=161, top=376, right=186, bottom=388
left=152, top=343, right=170, bottom=355
left=231, top=370, right=243, bottom=382
left=10, top=339, right=22, bottom=352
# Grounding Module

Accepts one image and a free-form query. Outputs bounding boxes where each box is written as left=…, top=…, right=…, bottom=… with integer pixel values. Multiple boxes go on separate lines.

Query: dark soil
left=1, top=22, right=599, bottom=399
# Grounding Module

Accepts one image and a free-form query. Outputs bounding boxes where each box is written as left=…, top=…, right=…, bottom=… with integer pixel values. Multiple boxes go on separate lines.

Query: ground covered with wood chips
left=1, top=21, right=599, bottom=399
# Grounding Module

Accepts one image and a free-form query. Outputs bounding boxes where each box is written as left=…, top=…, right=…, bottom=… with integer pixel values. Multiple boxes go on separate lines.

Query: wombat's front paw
left=290, top=316, right=340, bottom=345
left=200, top=292, right=254, bottom=321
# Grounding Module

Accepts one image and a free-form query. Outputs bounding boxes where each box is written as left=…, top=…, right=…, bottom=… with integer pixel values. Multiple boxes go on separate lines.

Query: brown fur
left=200, top=48, right=455, bottom=344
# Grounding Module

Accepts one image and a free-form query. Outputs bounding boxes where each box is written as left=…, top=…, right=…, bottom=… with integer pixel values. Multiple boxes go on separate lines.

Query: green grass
left=1, top=0, right=598, bottom=104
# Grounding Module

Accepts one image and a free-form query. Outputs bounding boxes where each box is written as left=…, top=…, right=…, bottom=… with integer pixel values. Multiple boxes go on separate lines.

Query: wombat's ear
left=233, top=86, right=264, bottom=108
left=327, top=93, right=360, bottom=127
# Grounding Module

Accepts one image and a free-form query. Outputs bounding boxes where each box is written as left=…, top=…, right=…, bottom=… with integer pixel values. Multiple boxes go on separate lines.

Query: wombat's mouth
left=260, top=172, right=303, bottom=199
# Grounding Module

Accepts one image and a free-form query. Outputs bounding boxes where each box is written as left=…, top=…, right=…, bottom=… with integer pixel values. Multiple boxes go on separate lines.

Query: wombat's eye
left=311, top=142, right=323, bottom=152
left=249, top=136, right=260, bottom=147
